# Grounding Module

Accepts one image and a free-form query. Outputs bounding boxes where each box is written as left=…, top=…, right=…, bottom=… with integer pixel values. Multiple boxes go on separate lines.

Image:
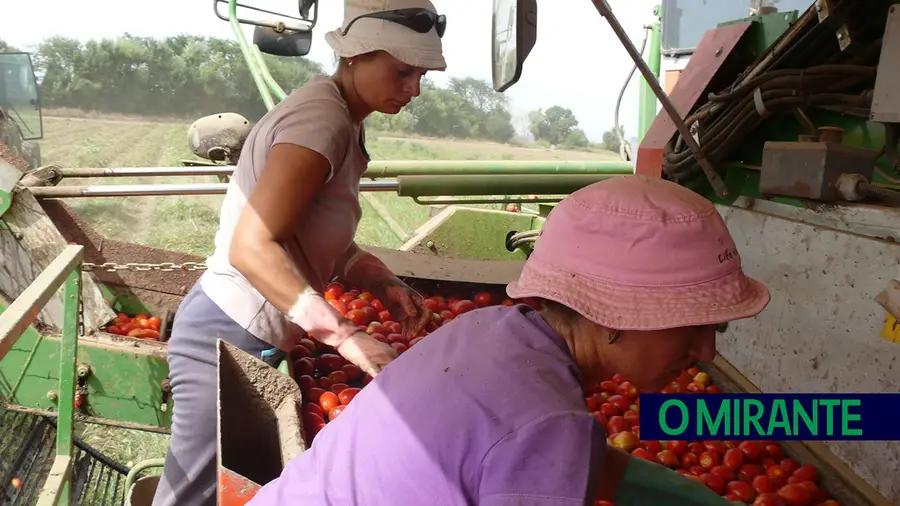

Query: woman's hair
left=534, top=298, right=583, bottom=323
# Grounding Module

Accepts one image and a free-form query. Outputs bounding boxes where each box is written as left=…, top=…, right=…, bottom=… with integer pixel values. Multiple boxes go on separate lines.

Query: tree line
left=2, top=35, right=621, bottom=150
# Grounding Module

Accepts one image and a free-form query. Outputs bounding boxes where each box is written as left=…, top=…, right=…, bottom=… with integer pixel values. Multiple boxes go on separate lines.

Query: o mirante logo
left=639, top=394, right=900, bottom=441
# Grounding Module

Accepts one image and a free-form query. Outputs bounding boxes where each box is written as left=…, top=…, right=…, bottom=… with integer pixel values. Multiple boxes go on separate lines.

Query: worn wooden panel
left=0, top=189, right=114, bottom=333
left=715, top=203, right=900, bottom=504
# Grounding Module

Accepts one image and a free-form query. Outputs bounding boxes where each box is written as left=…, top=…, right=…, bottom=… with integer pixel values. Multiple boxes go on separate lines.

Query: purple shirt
left=249, top=305, right=606, bottom=505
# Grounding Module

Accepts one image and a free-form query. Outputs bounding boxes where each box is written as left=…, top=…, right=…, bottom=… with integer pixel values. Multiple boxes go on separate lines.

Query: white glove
left=288, top=288, right=397, bottom=376
left=336, top=331, right=398, bottom=378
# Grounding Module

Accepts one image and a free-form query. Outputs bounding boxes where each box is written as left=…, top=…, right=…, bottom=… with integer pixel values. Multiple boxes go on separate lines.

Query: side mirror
left=253, top=25, right=313, bottom=57
left=491, top=0, right=537, bottom=93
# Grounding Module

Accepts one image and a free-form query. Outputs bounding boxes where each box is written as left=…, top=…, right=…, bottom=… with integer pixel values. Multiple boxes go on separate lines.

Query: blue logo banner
left=639, top=394, right=900, bottom=441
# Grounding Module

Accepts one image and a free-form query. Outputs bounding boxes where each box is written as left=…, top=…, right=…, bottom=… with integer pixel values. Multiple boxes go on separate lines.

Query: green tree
left=529, top=105, right=579, bottom=145
left=602, top=125, right=625, bottom=154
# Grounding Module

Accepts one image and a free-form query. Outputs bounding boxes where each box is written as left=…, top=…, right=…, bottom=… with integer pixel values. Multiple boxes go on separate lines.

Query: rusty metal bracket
left=591, top=0, right=728, bottom=198
left=836, top=24, right=851, bottom=51
left=815, top=0, right=831, bottom=22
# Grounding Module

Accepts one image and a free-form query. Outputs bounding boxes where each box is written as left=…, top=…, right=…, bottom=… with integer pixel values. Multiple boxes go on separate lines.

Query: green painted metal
left=3, top=332, right=171, bottom=429
left=54, top=267, right=81, bottom=505
left=227, top=0, right=276, bottom=110
left=124, top=458, right=166, bottom=494
left=363, top=160, right=633, bottom=178
left=0, top=189, right=11, bottom=218
left=638, top=5, right=662, bottom=144
left=403, top=207, right=543, bottom=261
left=396, top=174, right=621, bottom=198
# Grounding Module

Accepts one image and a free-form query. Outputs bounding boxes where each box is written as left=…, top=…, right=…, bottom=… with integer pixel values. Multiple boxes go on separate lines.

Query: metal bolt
left=47, top=391, right=58, bottom=401
left=426, top=240, right=435, bottom=249
left=76, top=364, right=91, bottom=378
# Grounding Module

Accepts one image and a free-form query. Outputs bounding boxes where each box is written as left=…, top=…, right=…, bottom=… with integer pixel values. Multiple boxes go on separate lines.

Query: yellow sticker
left=881, top=312, right=900, bottom=343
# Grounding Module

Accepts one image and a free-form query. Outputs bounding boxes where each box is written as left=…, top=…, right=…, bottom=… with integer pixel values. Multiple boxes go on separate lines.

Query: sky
left=0, top=0, right=659, bottom=142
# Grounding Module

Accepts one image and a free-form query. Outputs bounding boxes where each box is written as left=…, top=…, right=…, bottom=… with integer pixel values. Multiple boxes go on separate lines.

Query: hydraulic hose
left=614, top=26, right=650, bottom=161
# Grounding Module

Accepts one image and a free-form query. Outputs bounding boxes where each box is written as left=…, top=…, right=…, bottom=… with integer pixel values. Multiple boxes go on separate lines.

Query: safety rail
left=0, top=245, right=83, bottom=506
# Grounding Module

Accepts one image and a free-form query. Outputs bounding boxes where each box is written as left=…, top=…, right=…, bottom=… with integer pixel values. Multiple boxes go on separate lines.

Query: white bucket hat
left=325, top=0, right=447, bottom=71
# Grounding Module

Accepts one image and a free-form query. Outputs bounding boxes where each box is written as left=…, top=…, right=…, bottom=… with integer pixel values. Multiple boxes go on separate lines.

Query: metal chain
left=81, top=261, right=207, bottom=272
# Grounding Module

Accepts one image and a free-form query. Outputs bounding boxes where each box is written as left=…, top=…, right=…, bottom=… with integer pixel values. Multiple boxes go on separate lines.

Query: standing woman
left=151, top=1, right=447, bottom=504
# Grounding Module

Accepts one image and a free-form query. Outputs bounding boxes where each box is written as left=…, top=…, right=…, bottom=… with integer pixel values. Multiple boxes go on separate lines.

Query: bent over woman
left=151, top=1, right=447, bottom=504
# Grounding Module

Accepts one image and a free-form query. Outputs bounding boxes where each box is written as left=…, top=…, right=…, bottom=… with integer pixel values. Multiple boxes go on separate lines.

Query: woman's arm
left=229, top=142, right=330, bottom=314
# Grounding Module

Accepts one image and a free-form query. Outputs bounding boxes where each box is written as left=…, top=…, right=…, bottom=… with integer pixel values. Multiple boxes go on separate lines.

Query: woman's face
left=352, top=51, right=427, bottom=114
left=574, top=320, right=718, bottom=393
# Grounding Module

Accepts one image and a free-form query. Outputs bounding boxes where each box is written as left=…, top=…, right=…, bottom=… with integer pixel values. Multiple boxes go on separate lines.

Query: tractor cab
left=0, top=51, right=43, bottom=171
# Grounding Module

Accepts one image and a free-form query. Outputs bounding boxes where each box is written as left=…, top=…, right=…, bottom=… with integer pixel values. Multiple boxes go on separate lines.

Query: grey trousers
left=151, top=283, right=285, bottom=506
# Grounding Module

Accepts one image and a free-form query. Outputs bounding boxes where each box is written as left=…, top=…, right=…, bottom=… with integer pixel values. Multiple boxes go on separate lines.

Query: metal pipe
left=56, top=160, right=634, bottom=179
left=591, top=0, right=729, bottom=198
left=396, top=174, right=621, bottom=198
left=58, top=167, right=235, bottom=178
left=29, top=180, right=399, bottom=198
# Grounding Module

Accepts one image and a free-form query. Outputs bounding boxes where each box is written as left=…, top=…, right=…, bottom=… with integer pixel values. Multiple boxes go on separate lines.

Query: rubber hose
left=614, top=27, right=650, bottom=161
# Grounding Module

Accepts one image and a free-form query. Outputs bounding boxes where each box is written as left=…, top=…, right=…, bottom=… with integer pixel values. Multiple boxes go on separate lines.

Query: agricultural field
left=42, top=115, right=619, bottom=254
left=32, top=114, right=619, bottom=468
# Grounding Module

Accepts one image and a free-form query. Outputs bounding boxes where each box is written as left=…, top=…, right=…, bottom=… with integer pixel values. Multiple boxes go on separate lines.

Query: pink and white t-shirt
left=201, top=75, right=368, bottom=351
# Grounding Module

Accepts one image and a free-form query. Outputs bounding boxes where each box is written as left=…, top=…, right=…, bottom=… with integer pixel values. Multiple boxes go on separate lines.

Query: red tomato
left=338, top=387, right=360, bottom=405
left=328, top=299, right=349, bottom=315
left=450, top=300, right=477, bottom=315
left=630, top=448, right=656, bottom=462
left=599, top=403, right=620, bottom=418
left=424, top=298, right=442, bottom=312
left=740, top=441, right=767, bottom=462
left=294, top=358, right=316, bottom=377
left=318, top=377, right=333, bottom=390
left=723, top=448, right=745, bottom=470
left=371, top=333, right=390, bottom=344
left=753, top=492, right=787, bottom=506
left=147, top=315, right=162, bottom=331
left=319, top=391, right=340, bottom=413
left=703, top=474, right=725, bottom=495
left=298, top=338, right=317, bottom=355
left=106, top=325, right=123, bottom=335
left=345, top=309, right=369, bottom=326
left=316, top=354, right=344, bottom=374
left=667, top=440, right=689, bottom=456
left=297, top=375, right=316, bottom=393
left=370, top=298, right=386, bottom=312
left=473, top=292, right=493, bottom=307
left=765, top=444, right=784, bottom=460
left=790, top=464, right=818, bottom=483
left=780, top=458, right=799, bottom=474
left=752, top=474, right=777, bottom=494
left=359, top=292, right=375, bottom=301
left=377, top=310, right=394, bottom=323
left=704, top=441, right=727, bottom=455
left=642, top=440, right=663, bottom=454
left=387, top=333, right=406, bottom=345
left=681, top=453, right=699, bottom=469
left=303, top=403, right=325, bottom=419
left=699, top=451, right=721, bottom=469
left=328, top=405, right=344, bottom=421
left=501, top=299, right=514, bottom=306
left=711, top=465, right=735, bottom=481
left=606, top=415, right=629, bottom=434
left=303, top=411, right=325, bottom=429
left=657, top=449, right=679, bottom=468
left=328, top=370, right=348, bottom=384
left=391, top=342, right=408, bottom=354
left=307, top=388, right=326, bottom=405
left=340, top=364, right=362, bottom=381
left=689, top=442, right=706, bottom=455
left=605, top=394, right=629, bottom=413
left=439, top=310, right=455, bottom=322
left=386, top=321, right=402, bottom=334
left=348, top=299, right=369, bottom=311
left=727, top=480, right=757, bottom=503
left=776, top=483, right=812, bottom=506
left=292, top=344, right=312, bottom=359
left=739, top=464, right=766, bottom=483
left=330, top=383, right=348, bottom=394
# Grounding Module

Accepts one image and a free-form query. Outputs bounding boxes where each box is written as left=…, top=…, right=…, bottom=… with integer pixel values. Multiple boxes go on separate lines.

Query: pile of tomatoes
left=590, top=370, right=839, bottom=506
left=296, top=281, right=520, bottom=440
left=103, top=312, right=161, bottom=340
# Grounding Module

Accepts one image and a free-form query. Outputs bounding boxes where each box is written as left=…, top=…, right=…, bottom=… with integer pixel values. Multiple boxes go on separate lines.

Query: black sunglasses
left=342, top=8, right=446, bottom=38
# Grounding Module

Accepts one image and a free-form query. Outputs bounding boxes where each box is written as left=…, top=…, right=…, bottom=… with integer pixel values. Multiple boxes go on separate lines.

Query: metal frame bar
left=0, top=245, right=83, bottom=505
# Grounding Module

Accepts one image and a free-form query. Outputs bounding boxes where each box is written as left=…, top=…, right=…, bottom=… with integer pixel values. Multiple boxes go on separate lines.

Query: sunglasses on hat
left=342, top=8, right=447, bottom=38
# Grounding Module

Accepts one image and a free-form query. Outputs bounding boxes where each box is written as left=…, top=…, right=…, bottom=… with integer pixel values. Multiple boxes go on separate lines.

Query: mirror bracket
left=214, top=0, right=319, bottom=32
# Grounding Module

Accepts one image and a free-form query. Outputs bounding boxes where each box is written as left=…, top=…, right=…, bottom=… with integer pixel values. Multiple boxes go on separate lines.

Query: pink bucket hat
left=506, top=175, right=771, bottom=331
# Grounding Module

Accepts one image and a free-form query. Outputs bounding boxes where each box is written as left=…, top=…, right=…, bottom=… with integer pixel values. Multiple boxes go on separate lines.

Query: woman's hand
left=338, top=246, right=432, bottom=340
left=336, top=331, right=399, bottom=377
left=370, top=278, right=432, bottom=340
